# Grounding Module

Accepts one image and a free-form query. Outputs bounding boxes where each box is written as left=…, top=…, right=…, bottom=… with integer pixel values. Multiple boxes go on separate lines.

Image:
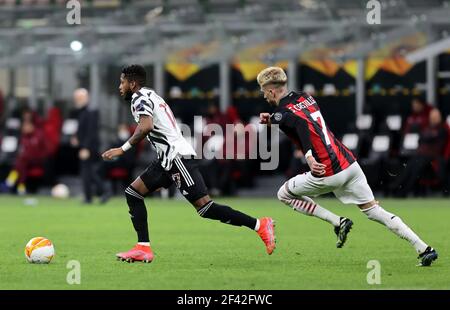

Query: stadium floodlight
left=70, top=40, right=83, bottom=52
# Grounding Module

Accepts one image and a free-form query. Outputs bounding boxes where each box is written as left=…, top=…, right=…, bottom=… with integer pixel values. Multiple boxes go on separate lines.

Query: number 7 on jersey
left=311, top=111, right=331, bottom=146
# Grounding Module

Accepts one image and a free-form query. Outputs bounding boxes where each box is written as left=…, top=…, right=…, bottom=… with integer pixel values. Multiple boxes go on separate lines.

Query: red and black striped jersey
left=270, top=91, right=355, bottom=177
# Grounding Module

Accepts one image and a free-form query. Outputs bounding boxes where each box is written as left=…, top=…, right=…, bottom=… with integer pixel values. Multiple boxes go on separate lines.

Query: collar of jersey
left=279, top=91, right=296, bottom=107
left=131, top=87, right=149, bottom=100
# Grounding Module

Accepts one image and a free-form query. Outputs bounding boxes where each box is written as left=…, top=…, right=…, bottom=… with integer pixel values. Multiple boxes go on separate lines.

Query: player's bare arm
left=128, top=115, right=154, bottom=146
left=102, top=115, right=153, bottom=161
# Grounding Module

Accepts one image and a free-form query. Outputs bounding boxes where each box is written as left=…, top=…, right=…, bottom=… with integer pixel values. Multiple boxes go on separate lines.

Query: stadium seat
left=371, top=135, right=391, bottom=156
left=347, top=115, right=374, bottom=159
left=356, top=115, right=373, bottom=131
left=5, top=118, right=20, bottom=130
left=0, top=136, right=19, bottom=164
left=1, top=136, right=18, bottom=153
left=323, top=84, right=337, bottom=96
left=384, top=115, right=403, bottom=155
left=360, top=135, right=391, bottom=192
left=386, top=115, right=402, bottom=131
left=342, top=133, right=359, bottom=155
left=400, top=133, right=419, bottom=156
left=4, top=118, right=21, bottom=136
left=303, top=84, right=316, bottom=95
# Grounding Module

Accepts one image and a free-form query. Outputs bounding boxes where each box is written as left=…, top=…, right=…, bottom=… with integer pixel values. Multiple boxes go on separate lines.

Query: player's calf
left=361, top=203, right=437, bottom=265
left=196, top=200, right=276, bottom=254
left=197, top=200, right=258, bottom=229
left=277, top=183, right=341, bottom=227
left=125, top=186, right=150, bottom=244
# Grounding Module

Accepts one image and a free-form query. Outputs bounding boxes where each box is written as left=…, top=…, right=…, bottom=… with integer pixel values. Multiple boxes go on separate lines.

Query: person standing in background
left=71, top=88, right=107, bottom=204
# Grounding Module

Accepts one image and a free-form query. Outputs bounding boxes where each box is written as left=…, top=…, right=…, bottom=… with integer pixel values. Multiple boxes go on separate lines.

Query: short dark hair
left=121, top=64, right=147, bottom=86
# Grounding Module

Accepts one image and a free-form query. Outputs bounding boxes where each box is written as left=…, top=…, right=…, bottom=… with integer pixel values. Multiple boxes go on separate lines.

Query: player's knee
left=197, top=200, right=214, bottom=218
left=358, top=200, right=378, bottom=210
left=125, top=186, right=145, bottom=203
left=277, top=184, right=293, bottom=205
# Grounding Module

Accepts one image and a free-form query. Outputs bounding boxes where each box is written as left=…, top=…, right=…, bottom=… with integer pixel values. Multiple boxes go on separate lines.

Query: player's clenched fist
left=102, top=147, right=124, bottom=161
left=306, top=156, right=327, bottom=177
left=260, top=113, right=271, bottom=125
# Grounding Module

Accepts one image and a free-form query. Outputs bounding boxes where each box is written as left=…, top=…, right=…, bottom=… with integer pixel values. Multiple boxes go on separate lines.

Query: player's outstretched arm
left=102, top=115, right=153, bottom=161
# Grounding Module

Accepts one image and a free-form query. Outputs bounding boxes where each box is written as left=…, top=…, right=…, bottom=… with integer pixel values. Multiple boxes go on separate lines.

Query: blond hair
left=257, top=67, right=287, bottom=88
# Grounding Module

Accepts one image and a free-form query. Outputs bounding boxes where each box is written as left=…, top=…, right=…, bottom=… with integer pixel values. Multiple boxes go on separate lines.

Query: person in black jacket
left=71, top=88, right=106, bottom=204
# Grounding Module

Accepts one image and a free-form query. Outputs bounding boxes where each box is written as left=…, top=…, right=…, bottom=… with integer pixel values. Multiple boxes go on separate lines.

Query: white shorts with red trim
left=286, top=161, right=375, bottom=205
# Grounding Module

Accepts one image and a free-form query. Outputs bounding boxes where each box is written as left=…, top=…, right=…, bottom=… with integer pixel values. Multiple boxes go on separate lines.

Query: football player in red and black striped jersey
left=257, top=67, right=437, bottom=266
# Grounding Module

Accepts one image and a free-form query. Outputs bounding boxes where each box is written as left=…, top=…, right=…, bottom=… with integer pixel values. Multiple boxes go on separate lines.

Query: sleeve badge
left=274, top=112, right=283, bottom=122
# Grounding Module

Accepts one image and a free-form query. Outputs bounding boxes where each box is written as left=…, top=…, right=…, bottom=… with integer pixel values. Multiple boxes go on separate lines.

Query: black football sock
left=125, top=186, right=149, bottom=243
left=197, top=201, right=257, bottom=230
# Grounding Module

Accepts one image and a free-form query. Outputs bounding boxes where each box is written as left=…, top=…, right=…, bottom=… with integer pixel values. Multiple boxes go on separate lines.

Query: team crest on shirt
left=135, top=102, right=144, bottom=112
left=274, top=112, right=282, bottom=122
left=171, top=173, right=181, bottom=188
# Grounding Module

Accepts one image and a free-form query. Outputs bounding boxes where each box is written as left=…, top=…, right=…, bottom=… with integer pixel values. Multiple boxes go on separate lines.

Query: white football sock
left=362, top=205, right=428, bottom=254
left=138, top=242, right=150, bottom=247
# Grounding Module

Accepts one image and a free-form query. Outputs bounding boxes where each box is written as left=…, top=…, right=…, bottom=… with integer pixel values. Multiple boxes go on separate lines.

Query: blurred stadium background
left=0, top=0, right=450, bottom=200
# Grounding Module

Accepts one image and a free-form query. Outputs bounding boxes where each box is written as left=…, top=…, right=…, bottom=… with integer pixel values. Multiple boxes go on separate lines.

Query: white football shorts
left=286, top=161, right=375, bottom=205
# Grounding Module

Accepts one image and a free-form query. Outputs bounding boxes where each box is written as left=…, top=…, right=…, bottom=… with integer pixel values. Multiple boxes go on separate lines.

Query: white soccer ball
left=51, top=183, right=70, bottom=199
left=24, top=237, right=55, bottom=264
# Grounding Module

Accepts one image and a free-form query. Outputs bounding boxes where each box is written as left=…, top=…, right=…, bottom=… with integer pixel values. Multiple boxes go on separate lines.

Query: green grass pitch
left=0, top=196, right=448, bottom=290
